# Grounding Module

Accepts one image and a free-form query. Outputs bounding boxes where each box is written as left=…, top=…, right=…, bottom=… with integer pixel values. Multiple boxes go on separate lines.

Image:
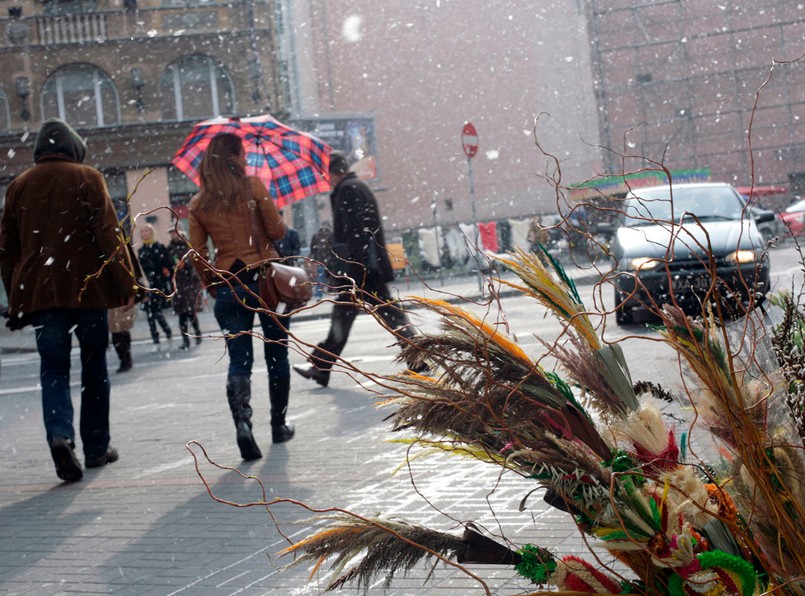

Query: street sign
left=461, top=122, right=478, bottom=158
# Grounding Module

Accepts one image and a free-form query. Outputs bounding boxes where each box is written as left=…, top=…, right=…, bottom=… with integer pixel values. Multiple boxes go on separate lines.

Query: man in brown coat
left=0, top=118, right=136, bottom=483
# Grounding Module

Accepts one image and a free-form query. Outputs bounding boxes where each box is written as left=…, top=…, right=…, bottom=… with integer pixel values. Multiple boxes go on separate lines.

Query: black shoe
left=236, top=421, right=262, bottom=461
left=116, top=362, right=132, bottom=373
left=406, top=361, right=431, bottom=375
left=272, top=423, right=295, bottom=444
left=49, top=437, right=83, bottom=483
left=195, top=336, right=203, bottom=346
left=292, top=364, right=329, bottom=387
left=85, top=447, right=119, bottom=469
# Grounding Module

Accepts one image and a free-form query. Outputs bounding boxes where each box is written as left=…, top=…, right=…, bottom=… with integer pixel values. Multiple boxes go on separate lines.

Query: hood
left=615, top=219, right=763, bottom=259
left=33, top=118, right=87, bottom=164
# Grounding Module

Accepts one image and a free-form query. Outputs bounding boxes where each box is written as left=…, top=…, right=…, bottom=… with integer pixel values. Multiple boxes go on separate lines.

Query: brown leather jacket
left=0, top=156, right=135, bottom=317
left=188, top=176, right=286, bottom=286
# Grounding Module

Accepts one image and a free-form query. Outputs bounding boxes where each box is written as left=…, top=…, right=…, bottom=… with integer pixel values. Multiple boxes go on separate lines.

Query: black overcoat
left=138, top=241, right=173, bottom=310
left=330, top=172, right=394, bottom=284
left=167, top=238, right=202, bottom=316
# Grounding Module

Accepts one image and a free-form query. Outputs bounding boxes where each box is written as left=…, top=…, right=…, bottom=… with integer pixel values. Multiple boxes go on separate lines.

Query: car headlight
left=727, top=249, right=757, bottom=264
left=628, top=257, right=660, bottom=271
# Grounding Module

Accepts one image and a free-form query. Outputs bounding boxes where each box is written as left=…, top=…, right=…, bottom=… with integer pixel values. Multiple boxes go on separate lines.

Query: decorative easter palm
left=280, top=242, right=805, bottom=595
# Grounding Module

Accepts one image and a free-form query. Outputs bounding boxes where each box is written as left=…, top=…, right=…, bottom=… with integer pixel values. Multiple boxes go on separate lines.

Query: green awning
left=569, top=167, right=711, bottom=201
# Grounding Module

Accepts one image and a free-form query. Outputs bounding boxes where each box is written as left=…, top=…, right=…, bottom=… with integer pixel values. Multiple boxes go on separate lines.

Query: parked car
left=736, top=185, right=788, bottom=242
left=780, top=199, right=805, bottom=237
left=751, top=206, right=784, bottom=243
left=610, top=182, right=771, bottom=325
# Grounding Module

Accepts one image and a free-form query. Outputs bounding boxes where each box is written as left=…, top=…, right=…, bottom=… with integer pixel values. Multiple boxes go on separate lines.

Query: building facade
left=0, top=0, right=284, bottom=243
left=4, top=1, right=801, bottom=255
left=586, top=0, right=805, bottom=196
left=279, top=0, right=605, bottom=239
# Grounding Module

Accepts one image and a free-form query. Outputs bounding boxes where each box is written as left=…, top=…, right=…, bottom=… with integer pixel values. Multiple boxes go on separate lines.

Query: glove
left=5, top=311, right=31, bottom=331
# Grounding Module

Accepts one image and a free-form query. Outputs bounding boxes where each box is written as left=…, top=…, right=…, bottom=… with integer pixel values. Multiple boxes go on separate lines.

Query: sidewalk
left=0, top=262, right=601, bottom=595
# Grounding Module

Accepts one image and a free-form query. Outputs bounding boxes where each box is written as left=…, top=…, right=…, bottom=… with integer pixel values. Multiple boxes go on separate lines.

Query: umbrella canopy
left=172, top=114, right=331, bottom=208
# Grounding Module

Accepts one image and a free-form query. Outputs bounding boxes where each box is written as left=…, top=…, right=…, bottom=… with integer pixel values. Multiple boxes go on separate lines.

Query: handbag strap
left=246, top=182, right=277, bottom=263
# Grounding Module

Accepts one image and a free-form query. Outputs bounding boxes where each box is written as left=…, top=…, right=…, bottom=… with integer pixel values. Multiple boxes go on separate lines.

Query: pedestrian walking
left=110, top=244, right=148, bottom=373
left=0, top=118, right=136, bottom=483
left=167, top=229, right=203, bottom=350
left=137, top=223, right=174, bottom=351
left=307, top=220, right=334, bottom=299
left=109, top=304, right=136, bottom=373
left=188, top=133, right=295, bottom=461
left=275, top=209, right=301, bottom=266
left=292, top=152, right=423, bottom=388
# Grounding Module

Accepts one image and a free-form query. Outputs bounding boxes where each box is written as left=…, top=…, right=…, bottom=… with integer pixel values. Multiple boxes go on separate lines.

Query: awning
left=569, top=167, right=711, bottom=201
left=735, top=185, right=788, bottom=198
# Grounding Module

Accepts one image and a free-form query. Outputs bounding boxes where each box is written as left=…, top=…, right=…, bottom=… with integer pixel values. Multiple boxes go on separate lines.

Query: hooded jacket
left=0, top=118, right=135, bottom=318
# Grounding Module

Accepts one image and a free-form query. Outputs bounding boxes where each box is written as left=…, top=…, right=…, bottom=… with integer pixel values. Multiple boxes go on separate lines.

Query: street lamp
left=15, top=76, right=30, bottom=122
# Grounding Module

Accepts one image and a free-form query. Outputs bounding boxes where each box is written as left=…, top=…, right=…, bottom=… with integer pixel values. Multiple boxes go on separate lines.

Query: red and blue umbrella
left=171, top=114, right=331, bottom=208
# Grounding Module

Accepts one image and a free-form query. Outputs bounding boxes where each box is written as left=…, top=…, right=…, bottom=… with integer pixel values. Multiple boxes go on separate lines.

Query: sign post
left=431, top=191, right=444, bottom=286
left=461, top=122, right=482, bottom=292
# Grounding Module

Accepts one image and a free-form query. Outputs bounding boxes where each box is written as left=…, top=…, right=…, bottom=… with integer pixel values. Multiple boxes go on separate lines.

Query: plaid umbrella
left=171, top=114, right=331, bottom=208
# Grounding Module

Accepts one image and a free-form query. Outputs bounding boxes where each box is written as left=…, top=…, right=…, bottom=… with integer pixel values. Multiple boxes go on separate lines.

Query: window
left=41, top=64, right=120, bottom=127
left=168, top=166, right=199, bottom=208
left=0, top=91, right=9, bottom=132
left=160, top=55, right=235, bottom=121
left=103, top=169, right=131, bottom=236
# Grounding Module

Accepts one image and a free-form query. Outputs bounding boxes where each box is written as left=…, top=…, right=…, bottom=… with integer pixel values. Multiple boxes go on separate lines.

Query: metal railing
left=1, top=6, right=250, bottom=48
left=36, top=13, right=107, bottom=45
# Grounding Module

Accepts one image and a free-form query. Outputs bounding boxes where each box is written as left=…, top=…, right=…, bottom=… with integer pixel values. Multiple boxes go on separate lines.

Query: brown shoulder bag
left=247, top=198, right=313, bottom=312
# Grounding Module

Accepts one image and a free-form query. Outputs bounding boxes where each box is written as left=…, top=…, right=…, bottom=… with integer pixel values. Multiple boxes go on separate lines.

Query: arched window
left=160, top=55, right=235, bottom=121
left=41, top=63, right=120, bottom=127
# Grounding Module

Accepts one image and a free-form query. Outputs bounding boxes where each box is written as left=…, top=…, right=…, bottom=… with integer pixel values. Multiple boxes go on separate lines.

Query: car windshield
left=623, top=186, right=745, bottom=225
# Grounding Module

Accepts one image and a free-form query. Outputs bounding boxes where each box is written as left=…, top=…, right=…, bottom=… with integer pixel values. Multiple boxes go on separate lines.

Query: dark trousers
left=309, top=278, right=415, bottom=375
left=178, top=313, right=201, bottom=345
left=29, top=308, right=111, bottom=459
left=143, top=300, right=171, bottom=344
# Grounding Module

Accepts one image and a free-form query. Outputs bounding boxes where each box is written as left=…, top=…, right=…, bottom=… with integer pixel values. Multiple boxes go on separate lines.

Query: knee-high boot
left=192, top=315, right=202, bottom=345
left=178, top=314, right=191, bottom=350
left=226, top=375, right=262, bottom=460
left=268, top=375, right=295, bottom=444
left=112, top=332, right=132, bottom=373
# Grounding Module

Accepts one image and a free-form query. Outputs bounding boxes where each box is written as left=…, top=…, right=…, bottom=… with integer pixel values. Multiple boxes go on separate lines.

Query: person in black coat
left=275, top=210, right=302, bottom=267
left=167, top=229, right=202, bottom=350
left=137, top=223, right=174, bottom=350
left=307, top=220, right=334, bottom=299
left=293, top=152, right=421, bottom=387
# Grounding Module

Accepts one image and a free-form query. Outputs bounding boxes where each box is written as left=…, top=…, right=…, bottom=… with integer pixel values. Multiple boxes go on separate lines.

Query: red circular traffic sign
left=461, top=122, right=478, bottom=158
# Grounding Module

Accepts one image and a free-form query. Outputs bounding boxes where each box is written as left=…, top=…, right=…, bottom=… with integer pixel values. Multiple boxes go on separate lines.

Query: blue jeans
left=30, top=308, right=111, bottom=458
left=214, top=283, right=291, bottom=381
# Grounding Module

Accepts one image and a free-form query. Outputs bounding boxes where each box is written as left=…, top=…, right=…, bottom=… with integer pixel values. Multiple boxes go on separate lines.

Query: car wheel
left=614, top=288, right=634, bottom=326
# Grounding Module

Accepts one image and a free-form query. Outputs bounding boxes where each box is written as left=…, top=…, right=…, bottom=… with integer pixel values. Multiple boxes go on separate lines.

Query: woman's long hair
left=195, top=133, right=247, bottom=213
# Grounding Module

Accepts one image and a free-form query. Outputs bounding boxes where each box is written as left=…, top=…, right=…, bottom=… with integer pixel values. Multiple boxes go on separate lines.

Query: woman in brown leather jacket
left=188, top=133, right=295, bottom=461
